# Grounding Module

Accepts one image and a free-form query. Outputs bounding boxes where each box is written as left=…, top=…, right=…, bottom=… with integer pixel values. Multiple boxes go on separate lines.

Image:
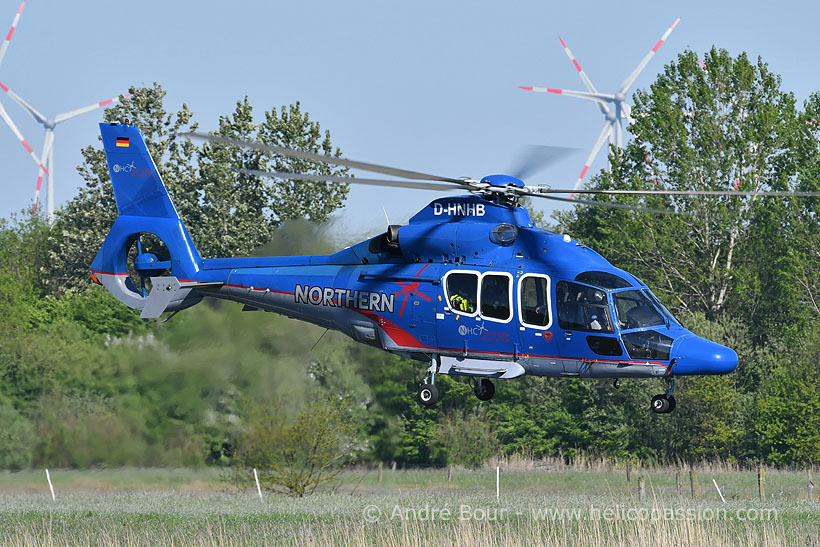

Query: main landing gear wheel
left=473, top=378, right=495, bottom=401
left=418, top=383, right=439, bottom=406
left=651, top=394, right=676, bottom=414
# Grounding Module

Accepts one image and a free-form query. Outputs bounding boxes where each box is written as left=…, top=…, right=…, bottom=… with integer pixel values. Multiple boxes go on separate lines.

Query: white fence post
left=45, top=469, right=55, bottom=501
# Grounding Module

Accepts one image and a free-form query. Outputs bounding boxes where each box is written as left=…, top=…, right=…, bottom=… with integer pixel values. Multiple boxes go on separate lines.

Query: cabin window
left=480, top=274, right=512, bottom=321
left=446, top=272, right=478, bottom=314
left=613, top=290, right=665, bottom=329
left=519, top=274, right=551, bottom=328
left=556, top=281, right=614, bottom=333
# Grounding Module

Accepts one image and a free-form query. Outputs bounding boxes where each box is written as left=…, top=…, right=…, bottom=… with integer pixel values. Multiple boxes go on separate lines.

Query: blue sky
left=0, top=0, right=817, bottom=241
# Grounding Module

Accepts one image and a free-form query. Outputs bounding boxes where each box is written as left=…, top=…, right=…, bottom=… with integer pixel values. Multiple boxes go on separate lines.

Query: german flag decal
left=116, top=136, right=130, bottom=148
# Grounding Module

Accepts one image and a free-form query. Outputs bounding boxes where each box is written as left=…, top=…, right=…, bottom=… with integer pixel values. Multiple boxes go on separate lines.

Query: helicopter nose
left=672, top=335, right=738, bottom=375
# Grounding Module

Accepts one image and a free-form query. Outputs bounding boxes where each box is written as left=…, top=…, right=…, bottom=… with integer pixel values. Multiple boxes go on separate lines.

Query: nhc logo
left=458, top=323, right=488, bottom=336
left=112, top=162, right=135, bottom=173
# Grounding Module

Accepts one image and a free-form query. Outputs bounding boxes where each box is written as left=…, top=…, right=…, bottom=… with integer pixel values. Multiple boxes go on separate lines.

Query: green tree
left=556, top=48, right=811, bottom=326
left=47, top=84, right=349, bottom=294
left=196, top=101, right=349, bottom=258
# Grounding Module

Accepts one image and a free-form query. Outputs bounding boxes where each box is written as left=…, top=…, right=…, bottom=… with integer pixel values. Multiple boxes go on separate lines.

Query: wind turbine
left=0, top=2, right=49, bottom=183
left=1, top=84, right=132, bottom=221
left=520, top=18, right=680, bottom=192
left=0, top=1, right=131, bottom=222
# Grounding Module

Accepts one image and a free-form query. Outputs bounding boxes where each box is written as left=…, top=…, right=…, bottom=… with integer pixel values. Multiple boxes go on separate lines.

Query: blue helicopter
left=93, top=121, right=814, bottom=414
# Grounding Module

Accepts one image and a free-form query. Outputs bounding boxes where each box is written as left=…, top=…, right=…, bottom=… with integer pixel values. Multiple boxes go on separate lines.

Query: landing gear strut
left=650, top=379, right=676, bottom=414
left=473, top=378, right=495, bottom=401
left=418, top=359, right=439, bottom=406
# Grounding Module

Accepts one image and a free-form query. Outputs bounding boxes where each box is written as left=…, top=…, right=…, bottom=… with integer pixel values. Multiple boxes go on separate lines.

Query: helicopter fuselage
left=92, top=122, right=737, bottom=412
left=99, top=194, right=737, bottom=381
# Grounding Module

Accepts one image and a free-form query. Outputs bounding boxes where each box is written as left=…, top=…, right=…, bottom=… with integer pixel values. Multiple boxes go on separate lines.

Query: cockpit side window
left=556, top=281, right=614, bottom=333
left=613, top=290, right=665, bottom=329
left=446, top=272, right=478, bottom=315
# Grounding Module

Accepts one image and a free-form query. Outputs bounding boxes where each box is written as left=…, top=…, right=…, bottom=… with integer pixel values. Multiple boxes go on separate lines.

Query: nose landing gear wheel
left=418, top=383, right=439, bottom=406
left=473, top=378, right=495, bottom=401
left=651, top=394, right=675, bottom=414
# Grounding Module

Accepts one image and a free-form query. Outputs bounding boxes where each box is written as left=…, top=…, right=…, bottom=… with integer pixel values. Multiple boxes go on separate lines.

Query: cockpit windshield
left=644, top=290, right=681, bottom=327
left=613, top=290, right=666, bottom=330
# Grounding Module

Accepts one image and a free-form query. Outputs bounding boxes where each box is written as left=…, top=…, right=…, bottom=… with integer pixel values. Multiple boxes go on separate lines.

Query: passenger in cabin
left=589, top=315, right=602, bottom=331
left=450, top=292, right=475, bottom=313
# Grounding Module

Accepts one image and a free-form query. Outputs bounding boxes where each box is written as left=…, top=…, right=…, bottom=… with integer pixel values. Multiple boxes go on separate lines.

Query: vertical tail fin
left=100, top=122, right=181, bottom=218
left=91, top=122, right=203, bottom=312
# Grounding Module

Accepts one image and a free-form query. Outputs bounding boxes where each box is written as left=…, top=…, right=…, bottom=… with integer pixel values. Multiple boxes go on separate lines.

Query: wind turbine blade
left=0, top=100, right=48, bottom=175
left=0, top=81, right=46, bottom=123
left=0, top=2, right=24, bottom=68
left=558, top=36, right=608, bottom=117
left=520, top=86, right=615, bottom=104
left=622, top=102, right=635, bottom=125
left=618, top=18, right=680, bottom=94
left=558, top=36, right=599, bottom=94
left=187, top=132, right=469, bottom=185
left=528, top=192, right=678, bottom=215
left=573, top=123, right=613, bottom=193
left=241, top=169, right=460, bottom=191
left=54, top=92, right=133, bottom=124
left=32, top=129, right=54, bottom=216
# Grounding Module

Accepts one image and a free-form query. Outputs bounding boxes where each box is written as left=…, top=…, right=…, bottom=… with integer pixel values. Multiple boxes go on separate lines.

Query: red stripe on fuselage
left=355, top=309, right=670, bottom=370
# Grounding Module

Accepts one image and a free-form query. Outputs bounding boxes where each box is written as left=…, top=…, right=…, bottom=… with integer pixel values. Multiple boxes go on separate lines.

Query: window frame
left=479, top=272, right=514, bottom=324
left=443, top=269, right=514, bottom=324
left=517, top=273, right=553, bottom=330
left=443, top=269, right=480, bottom=318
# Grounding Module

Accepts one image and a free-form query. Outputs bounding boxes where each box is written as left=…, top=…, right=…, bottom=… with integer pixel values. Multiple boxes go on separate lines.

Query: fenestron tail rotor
left=127, top=234, right=171, bottom=298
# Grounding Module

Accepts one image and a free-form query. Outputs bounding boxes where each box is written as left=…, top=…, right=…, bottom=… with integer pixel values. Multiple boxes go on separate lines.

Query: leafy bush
left=232, top=396, right=359, bottom=496
left=432, top=408, right=499, bottom=468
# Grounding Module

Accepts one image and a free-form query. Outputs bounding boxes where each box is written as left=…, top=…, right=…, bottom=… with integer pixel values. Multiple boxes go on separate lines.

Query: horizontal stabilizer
left=140, top=277, right=223, bottom=318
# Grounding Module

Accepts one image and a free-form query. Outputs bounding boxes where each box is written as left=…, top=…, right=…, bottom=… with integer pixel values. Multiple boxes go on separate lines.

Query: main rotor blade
left=618, top=18, right=680, bottom=94
left=528, top=192, right=679, bottom=215
left=241, top=169, right=460, bottom=191
left=0, top=2, right=24, bottom=68
left=510, top=145, right=576, bottom=180
left=185, top=132, right=469, bottom=185
left=539, top=189, right=820, bottom=197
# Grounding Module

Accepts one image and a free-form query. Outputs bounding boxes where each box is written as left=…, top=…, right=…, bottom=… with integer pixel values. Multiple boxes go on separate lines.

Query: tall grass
left=0, top=467, right=817, bottom=546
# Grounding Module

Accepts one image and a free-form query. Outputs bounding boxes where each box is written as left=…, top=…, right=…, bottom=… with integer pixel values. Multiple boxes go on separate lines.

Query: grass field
left=1, top=464, right=818, bottom=545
